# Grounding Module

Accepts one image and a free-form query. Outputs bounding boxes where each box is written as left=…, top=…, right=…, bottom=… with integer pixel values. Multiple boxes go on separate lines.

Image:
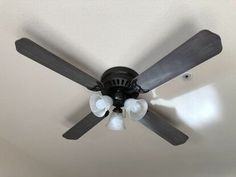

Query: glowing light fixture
left=106, top=108, right=125, bottom=130
left=89, top=94, right=113, bottom=117
left=124, top=98, right=148, bottom=120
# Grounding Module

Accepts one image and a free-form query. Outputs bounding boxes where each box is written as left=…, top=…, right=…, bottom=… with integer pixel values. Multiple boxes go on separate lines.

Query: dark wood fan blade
left=15, top=38, right=102, bottom=91
left=139, top=110, right=188, bottom=145
left=133, top=30, right=222, bottom=93
left=63, top=111, right=109, bottom=140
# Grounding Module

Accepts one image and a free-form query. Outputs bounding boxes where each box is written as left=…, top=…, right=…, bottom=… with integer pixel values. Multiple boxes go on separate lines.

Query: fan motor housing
left=101, top=66, right=139, bottom=108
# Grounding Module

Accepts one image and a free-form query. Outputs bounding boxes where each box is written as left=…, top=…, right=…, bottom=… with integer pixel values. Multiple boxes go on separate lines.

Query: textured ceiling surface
left=0, top=1, right=236, bottom=177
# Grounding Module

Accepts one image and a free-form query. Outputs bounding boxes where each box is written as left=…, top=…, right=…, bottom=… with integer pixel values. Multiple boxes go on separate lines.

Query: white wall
left=0, top=138, right=56, bottom=177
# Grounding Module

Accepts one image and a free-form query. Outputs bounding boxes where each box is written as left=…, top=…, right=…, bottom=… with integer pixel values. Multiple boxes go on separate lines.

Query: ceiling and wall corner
left=0, top=1, right=236, bottom=177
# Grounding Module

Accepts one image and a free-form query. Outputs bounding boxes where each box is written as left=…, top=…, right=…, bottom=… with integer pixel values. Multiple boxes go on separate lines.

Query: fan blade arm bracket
left=89, top=82, right=104, bottom=91
left=130, top=79, right=150, bottom=93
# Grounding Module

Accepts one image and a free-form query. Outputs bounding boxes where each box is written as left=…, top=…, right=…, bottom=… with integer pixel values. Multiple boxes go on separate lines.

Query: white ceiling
left=0, top=1, right=236, bottom=177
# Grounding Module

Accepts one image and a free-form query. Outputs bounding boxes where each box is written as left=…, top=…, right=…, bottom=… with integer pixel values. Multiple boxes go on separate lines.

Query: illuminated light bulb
left=106, top=109, right=125, bottom=130
left=124, top=98, right=148, bottom=120
left=89, top=94, right=113, bottom=117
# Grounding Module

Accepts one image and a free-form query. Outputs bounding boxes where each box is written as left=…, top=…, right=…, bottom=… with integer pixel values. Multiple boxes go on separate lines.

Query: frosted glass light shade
left=106, top=112, right=126, bottom=130
left=89, top=94, right=113, bottom=117
left=124, top=98, right=148, bottom=120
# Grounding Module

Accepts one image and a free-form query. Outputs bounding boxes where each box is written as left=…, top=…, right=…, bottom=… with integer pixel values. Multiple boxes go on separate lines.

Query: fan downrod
left=101, top=66, right=139, bottom=108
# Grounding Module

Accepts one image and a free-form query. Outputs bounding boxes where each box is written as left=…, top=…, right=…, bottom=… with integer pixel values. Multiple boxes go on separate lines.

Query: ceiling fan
left=15, top=30, right=222, bottom=146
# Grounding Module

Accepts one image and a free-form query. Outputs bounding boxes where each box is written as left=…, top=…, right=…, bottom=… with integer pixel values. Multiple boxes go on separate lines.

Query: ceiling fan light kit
left=15, top=29, right=222, bottom=146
